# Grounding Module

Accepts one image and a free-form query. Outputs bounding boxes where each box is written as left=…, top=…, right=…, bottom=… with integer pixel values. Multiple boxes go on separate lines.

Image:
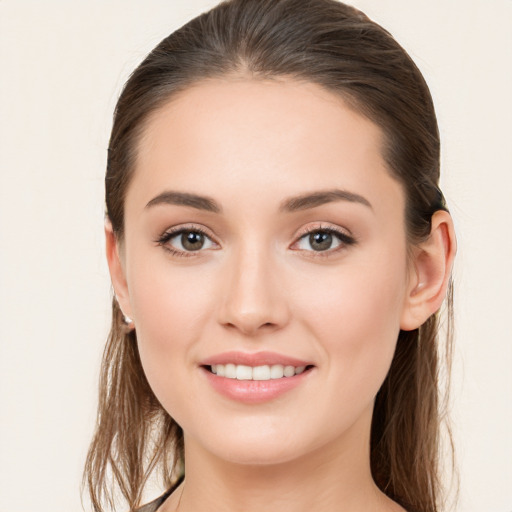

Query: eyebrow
left=145, top=191, right=222, bottom=213
left=280, top=189, right=372, bottom=212
left=145, top=188, right=372, bottom=214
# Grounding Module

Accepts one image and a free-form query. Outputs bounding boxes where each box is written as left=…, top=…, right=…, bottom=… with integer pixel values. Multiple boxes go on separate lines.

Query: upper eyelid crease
left=156, top=225, right=214, bottom=242
left=156, top=224, right=354, bottom=245
left=295, top=227, right=356, bottom=244
left=155, top=227, right=218, bottom=257
left=295, top=221, right=353, bottom=237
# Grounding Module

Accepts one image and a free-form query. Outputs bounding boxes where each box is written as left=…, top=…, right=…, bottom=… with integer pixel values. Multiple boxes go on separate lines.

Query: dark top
left=135, top=476, right=184, bottom=512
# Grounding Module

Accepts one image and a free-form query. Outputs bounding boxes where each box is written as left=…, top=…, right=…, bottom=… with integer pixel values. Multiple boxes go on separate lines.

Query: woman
left=84, top=0, right=456, bottom=511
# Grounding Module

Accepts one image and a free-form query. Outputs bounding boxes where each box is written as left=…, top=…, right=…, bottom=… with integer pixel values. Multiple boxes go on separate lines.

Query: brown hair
left=84, top=1, right=454, bottom=510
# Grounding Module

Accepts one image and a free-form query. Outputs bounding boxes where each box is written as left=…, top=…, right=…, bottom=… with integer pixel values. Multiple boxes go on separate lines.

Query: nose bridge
left=218, top=238, right=288, bottom=335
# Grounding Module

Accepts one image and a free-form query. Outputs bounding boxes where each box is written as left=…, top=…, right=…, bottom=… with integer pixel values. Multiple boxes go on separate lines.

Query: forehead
left=128, top=77, right=404, bottom=217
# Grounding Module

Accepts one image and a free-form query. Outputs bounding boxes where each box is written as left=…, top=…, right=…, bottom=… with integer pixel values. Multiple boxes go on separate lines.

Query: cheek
left=295, top=249, right=408, bottom=394
left=126, top=258, right=215, bottom=393
left=129, top=251, right=215, bottom=328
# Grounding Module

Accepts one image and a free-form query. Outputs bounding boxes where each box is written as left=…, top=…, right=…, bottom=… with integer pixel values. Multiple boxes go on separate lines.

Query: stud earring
left=123, top=314, right=135, bottom=331
left=114, top=294, right=135, bottom=330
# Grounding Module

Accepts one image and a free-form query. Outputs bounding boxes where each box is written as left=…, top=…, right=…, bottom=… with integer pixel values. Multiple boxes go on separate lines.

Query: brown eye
left=158, top=228, right=216, bottom=255
left=181, top=231, right=205, bottom=251
left=293, top=228, right=356, bottom=254
left=309, top=232, right=333, bottom=251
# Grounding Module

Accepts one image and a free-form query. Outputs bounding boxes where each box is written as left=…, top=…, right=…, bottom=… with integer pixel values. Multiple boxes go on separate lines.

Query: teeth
left=209, top=364, right=308, bottom=380
left=225, top=363, right=236, bottom=379
left=283, top=365, right=295, bottom=377
left=252, top=365, right=270, bottom=380
left=236, top=365, right=253, bottom=380
left=270, top=364, right=284, bottom=379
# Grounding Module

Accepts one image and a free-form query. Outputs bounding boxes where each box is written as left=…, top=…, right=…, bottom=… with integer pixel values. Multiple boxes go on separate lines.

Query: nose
left=217, top=246, right=290, bottom=336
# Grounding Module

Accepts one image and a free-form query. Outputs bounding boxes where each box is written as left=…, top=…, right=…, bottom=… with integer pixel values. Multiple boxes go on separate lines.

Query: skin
left=107, top=77, right=455, bottom=512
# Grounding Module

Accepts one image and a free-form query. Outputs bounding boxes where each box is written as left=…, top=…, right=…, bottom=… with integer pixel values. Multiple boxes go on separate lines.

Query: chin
left=212, top=439, right=304, bottom=466
left=187, top=413, right=341, bottom=469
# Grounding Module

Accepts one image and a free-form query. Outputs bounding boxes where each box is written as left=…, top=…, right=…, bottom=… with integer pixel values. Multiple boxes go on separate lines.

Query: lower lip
left=202, top=367, right=312, bottom=404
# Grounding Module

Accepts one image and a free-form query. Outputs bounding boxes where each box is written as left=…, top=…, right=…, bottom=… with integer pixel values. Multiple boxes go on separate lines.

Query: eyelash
left=155, top=224, right=356, bottom=258
left=155, top=224, right=217, bottom=258
left=292, top=224, right=357, bottom=258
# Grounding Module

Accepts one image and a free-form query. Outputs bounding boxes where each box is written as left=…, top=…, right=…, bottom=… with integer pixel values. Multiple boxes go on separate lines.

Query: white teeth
left=283, top=365, right=295, bottom=377
left=252, top=365, right=271, bottom=381
left=225, top=363, right=236, bottom=379
left=236, top=364, right=253, bottom=380
left=270, top=364, right=284, bottom=379
left=210, top=363, right=308, bottom=380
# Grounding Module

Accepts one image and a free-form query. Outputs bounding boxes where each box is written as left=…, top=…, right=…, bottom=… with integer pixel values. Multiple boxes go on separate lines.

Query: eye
left=156, top=226, right=217, bottom=256
left=293, top=227, right=356, bottom=253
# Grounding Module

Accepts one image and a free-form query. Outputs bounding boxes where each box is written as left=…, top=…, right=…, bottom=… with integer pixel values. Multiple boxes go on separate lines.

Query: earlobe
left=400, top=210, right=456, bottom=331
left=105, top=220, right=133, bottom=320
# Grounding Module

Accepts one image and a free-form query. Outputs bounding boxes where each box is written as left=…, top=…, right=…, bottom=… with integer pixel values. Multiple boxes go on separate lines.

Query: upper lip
left=201, top=351, right=312, bottom=367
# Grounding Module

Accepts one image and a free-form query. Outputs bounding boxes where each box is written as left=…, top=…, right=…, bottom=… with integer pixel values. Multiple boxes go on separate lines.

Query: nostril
left=222, top=319, right=279, bottom=336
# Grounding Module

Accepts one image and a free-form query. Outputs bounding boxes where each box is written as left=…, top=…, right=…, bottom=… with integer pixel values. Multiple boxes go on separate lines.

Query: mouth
left=204, top=363, right=313, bottom=381
left=200, top=351, right=315, bottom=403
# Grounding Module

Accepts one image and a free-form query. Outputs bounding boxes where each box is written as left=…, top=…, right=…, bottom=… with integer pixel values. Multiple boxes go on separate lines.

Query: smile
left=201, top=352, right=315, bottom=403
left=209, top=364, right=307, bottom=380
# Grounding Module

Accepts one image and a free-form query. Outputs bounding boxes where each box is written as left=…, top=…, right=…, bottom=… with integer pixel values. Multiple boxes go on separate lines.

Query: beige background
left=0, top=1, right=511, bottom=511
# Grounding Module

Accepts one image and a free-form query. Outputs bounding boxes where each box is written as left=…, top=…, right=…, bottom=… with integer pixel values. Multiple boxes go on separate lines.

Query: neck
left=164, top=408, right=404, bottom=512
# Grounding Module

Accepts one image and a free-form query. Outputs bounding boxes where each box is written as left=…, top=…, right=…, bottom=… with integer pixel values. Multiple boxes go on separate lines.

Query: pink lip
left=202, top=369, right=313, bottom=404
left=200, top=351, right=314, bottom=404
left=201, top=351, right=311, bottom=367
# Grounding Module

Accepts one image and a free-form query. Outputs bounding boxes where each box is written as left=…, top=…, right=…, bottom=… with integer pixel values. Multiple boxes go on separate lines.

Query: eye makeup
left=155, top=224, right=219, bottom=258
left=290, top=222, right=357, bottom=259
left=154, top=220, right=357, bottom=260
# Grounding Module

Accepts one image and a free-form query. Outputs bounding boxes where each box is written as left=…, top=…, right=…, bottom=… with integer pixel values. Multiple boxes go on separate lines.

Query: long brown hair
left=84, top=1, right=454, bottom=510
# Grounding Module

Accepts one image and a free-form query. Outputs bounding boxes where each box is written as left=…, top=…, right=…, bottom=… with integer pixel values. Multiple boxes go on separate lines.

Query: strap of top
left=134, top=476, right=184, bottom=512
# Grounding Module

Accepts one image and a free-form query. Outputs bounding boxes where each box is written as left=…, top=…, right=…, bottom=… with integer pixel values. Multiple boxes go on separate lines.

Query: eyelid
left=155, top=222, right=355, bottom=258
left=290, top=222, right=357, bottom=255
left=155, top=223, right=220, bottom=256
left=293, top=222, right=354, bottom=241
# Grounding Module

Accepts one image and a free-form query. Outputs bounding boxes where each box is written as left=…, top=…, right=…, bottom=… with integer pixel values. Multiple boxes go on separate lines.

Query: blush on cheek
left=299, top=259, right=404, bottom=396
left=129, top=266, right=215, bottom=383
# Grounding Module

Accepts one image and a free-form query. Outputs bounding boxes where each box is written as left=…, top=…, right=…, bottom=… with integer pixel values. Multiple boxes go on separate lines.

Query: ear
left=105, top=220, right=133, bottom=320
left=400, top=210, right=456, bottom=331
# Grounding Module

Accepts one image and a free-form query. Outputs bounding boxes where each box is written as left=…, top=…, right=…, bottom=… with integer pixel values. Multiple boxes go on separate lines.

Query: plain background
left=0, top=1, right=511, bottom=511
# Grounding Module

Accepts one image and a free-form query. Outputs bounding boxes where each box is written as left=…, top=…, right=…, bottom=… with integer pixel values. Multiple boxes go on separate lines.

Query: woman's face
left=114, top=78, right=416, bottom=466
